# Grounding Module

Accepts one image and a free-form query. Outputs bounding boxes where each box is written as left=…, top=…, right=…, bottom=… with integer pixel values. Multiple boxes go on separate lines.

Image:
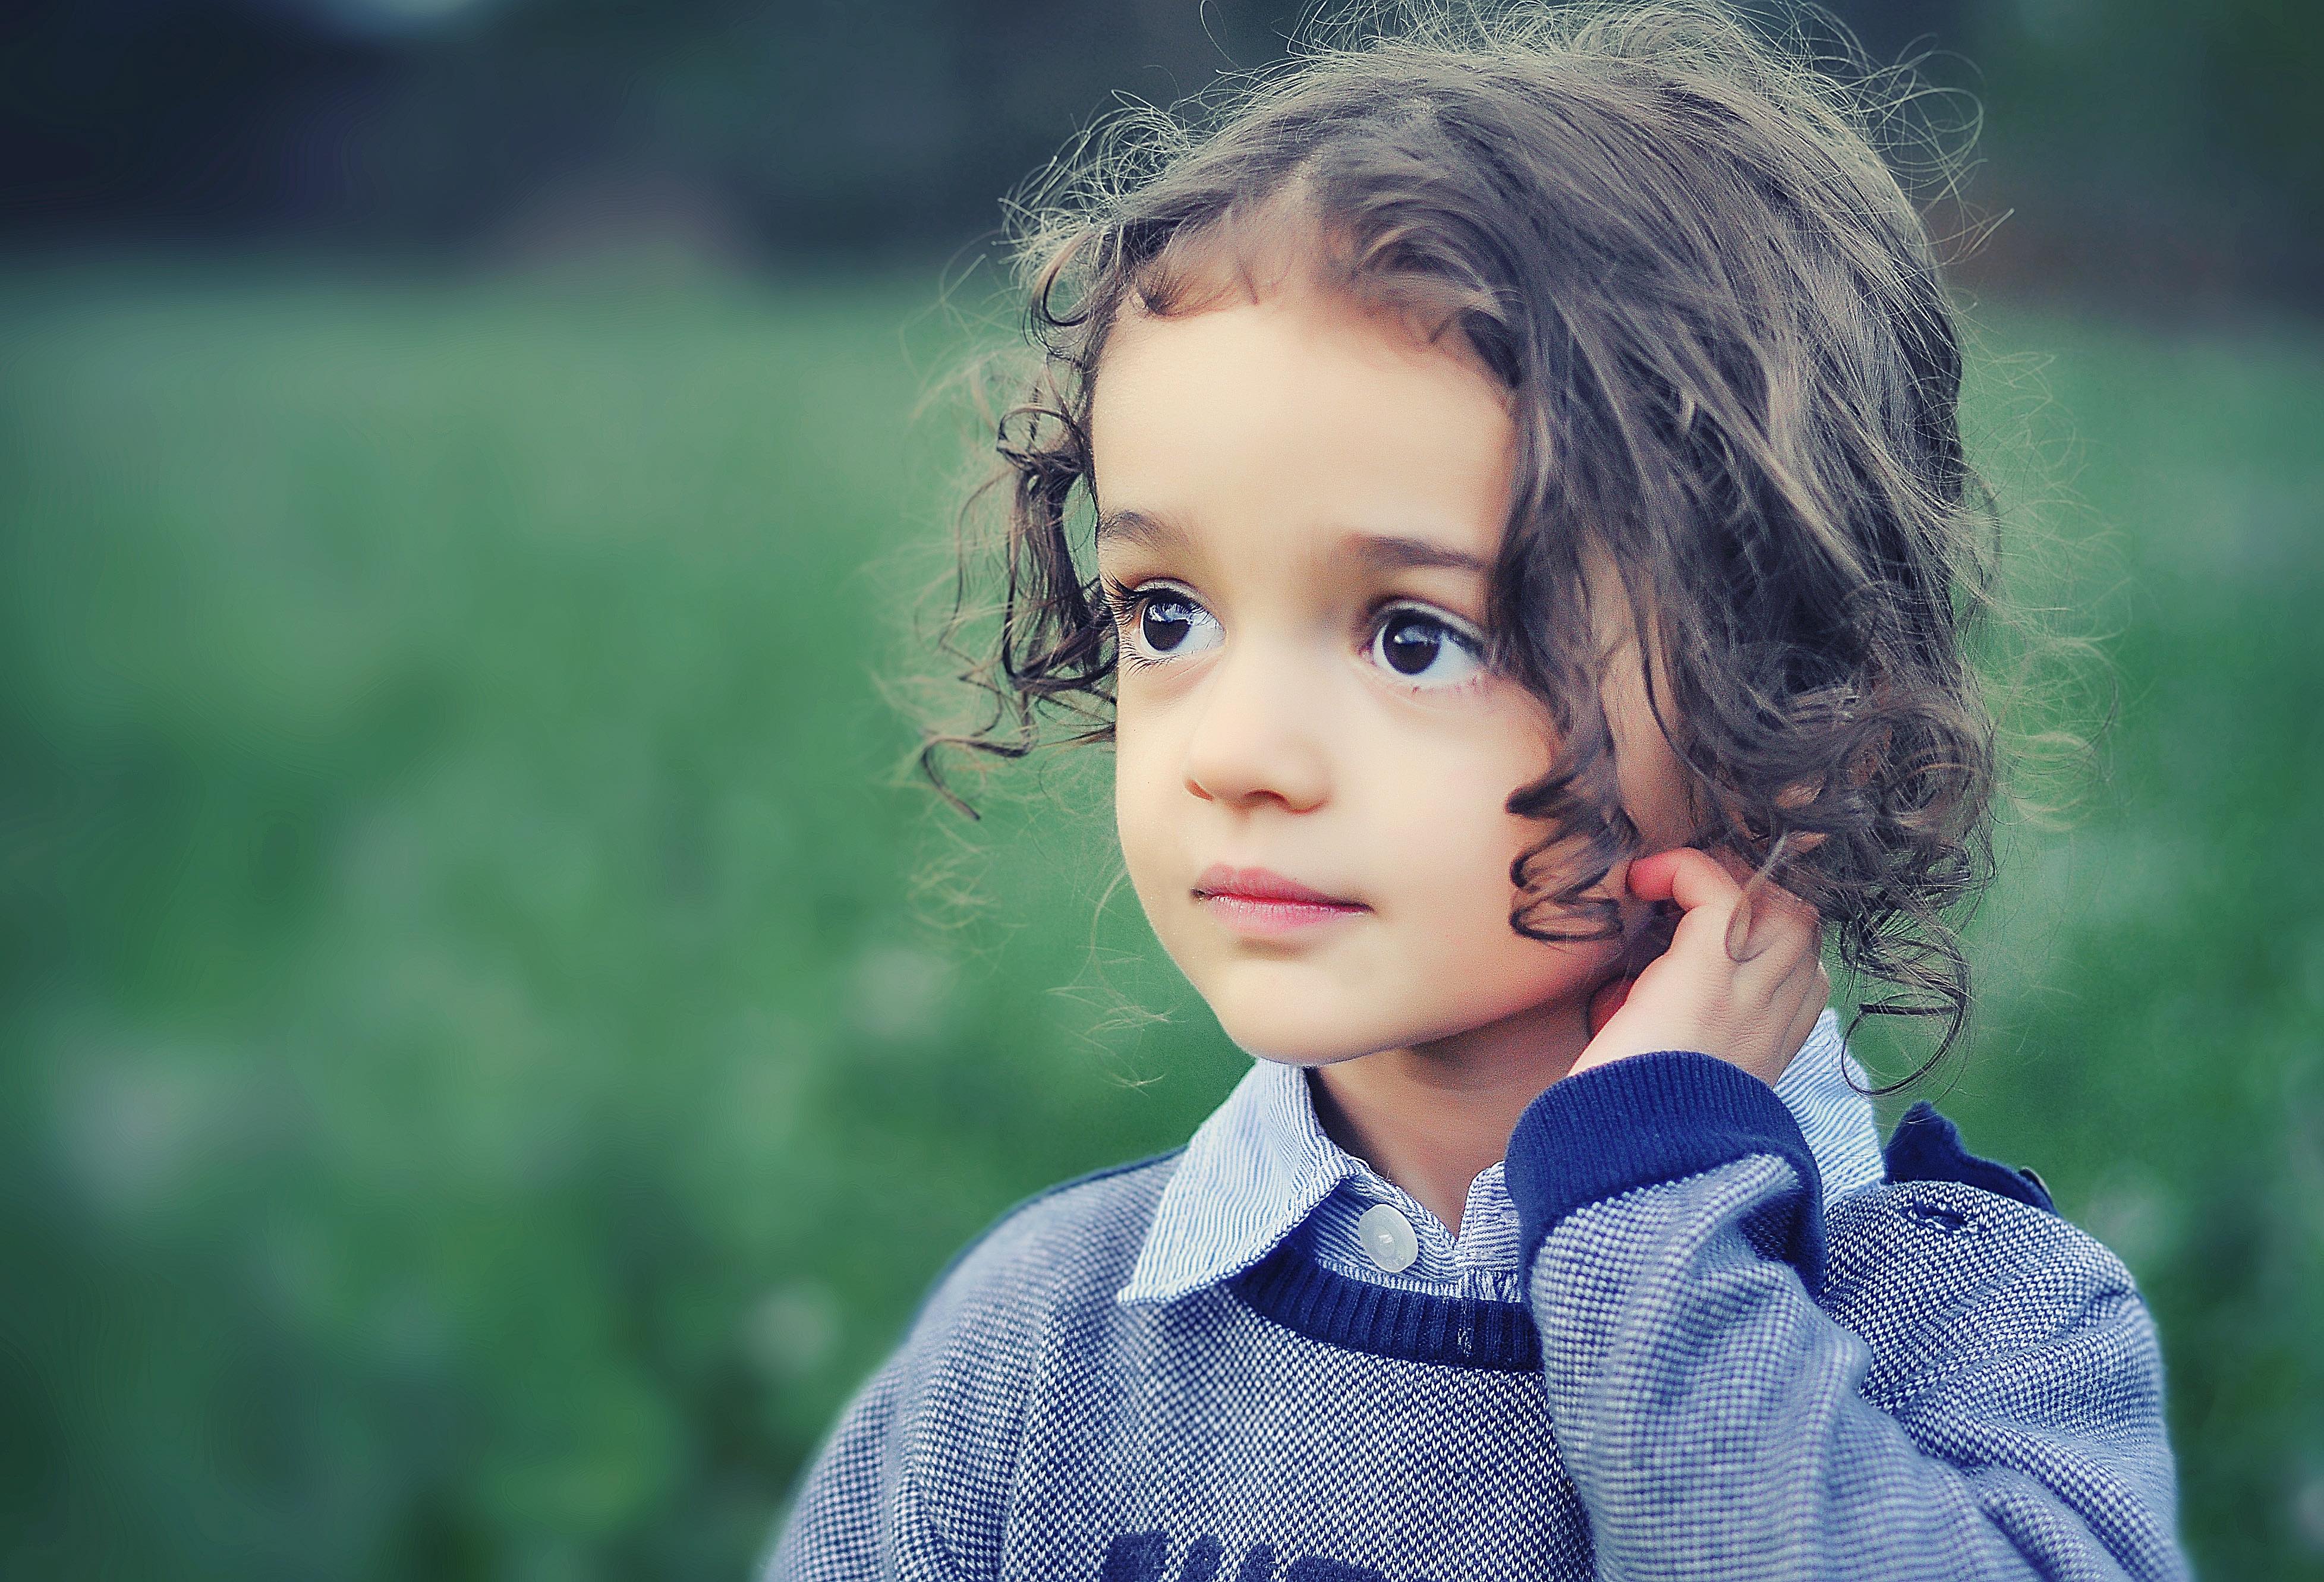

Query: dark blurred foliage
left=2, top=0, right=2319, bottom=305
left=0, top=0, right=1306, bottom=252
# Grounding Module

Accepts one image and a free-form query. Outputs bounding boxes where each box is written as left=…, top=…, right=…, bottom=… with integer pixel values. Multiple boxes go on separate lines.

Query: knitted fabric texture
left=766, top=1051, right=2188, bottom=1581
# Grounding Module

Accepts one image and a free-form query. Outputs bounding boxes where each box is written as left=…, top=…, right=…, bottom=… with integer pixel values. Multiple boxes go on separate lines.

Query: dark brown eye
left=1373, top=608, right=1485, bottom=689
left=1111, top=586, right=1221, bottom=667
left=1141, top=597, right=1201, bottom=653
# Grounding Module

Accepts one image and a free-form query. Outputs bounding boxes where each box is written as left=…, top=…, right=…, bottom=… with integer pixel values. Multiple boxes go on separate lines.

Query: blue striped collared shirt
left=1116, top=1009, right=1888, bottom=1306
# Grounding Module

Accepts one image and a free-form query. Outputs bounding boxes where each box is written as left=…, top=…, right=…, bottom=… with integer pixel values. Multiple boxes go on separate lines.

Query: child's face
left=1089, top=278, right=1693, bottom=1068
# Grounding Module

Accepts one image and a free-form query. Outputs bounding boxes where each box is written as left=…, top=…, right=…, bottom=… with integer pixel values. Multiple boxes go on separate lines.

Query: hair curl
left=914, top=0, right=2013, bottom=1086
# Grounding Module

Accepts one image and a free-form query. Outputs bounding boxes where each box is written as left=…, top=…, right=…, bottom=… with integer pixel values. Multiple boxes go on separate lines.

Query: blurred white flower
left=847, top=943, right=953, bottom=1044
left=741, top=1282, right=840, bottom=1381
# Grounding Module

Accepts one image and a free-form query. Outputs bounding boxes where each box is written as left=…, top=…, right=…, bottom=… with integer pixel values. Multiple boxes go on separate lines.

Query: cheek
left=1111, top=727, right=1176, bottom=904
left=1378, top=718, right=1614, bottom=959
left=1367, top=740, right=1532, bottom=917
left=1360, top=742, right=1621, bottom=1029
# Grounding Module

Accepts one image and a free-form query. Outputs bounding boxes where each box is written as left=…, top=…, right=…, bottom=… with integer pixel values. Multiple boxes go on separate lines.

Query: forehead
left=1088, top=285, right=1517, bottom=565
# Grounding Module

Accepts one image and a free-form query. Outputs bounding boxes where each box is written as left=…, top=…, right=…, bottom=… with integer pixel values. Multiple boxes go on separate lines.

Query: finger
left=1623, top=847, right=1745, bottom=914
left=1753, top=951, right=1830, bottom=1070
left=1772, top=988, right=1824, bottom=1079
left=1730, top=928, right=1825, bottom=1045
left=1724, top=882, right=1761, bottom=964
left=1723, top=836, right=1778, bottom=962
left=1730, top=885, right=1823, bottom=967
left=1726, top=856, right=1819, bottom=966
left=1793, top=957, right=1832, bottom=1036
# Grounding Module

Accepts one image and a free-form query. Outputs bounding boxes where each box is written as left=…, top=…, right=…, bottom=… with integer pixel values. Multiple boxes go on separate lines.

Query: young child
left=770, top=2, right=2187, bottom=1577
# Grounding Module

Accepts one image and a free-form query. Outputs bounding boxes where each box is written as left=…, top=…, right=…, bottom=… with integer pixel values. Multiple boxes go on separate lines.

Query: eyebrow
left=1093, top=507, right=1491, bottom=576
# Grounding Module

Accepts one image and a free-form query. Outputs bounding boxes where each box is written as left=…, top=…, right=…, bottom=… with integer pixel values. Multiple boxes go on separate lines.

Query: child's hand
left=1571, top=848, right=1828, bottom=1089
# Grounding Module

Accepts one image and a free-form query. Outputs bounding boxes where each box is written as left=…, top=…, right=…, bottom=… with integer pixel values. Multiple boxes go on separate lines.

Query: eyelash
left=1096, top=575, right=1489, bottom=695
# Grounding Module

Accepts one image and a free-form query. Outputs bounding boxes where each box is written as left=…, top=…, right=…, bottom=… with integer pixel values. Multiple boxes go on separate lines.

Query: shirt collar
left=1114, top=1047, right=1349, bottom=1306
left=1115, top=1009, right=1885, bottom=1306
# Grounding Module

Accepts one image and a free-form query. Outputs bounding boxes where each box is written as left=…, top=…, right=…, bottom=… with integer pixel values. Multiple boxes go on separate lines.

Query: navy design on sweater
left=1100, top=1533, right=1404, bottom=1582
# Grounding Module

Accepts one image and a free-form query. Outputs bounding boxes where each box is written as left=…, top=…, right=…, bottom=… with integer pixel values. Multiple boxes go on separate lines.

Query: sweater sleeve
left=761, top=1234, right=1039, bottom=1581
left=765, top=1334, right=1014, bottom=1582
left=1504, top=1050, right=2190, bottom=1582
left=762, top=1351, right=914, bottom=1581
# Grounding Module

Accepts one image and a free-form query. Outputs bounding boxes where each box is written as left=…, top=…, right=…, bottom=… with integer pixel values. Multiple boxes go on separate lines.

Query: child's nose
left=1180, top=639, right=1333, bottom=812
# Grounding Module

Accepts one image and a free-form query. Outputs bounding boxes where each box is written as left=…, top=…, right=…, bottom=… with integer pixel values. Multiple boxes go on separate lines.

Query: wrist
left=1507, top=1050, right=1828, bottom=1287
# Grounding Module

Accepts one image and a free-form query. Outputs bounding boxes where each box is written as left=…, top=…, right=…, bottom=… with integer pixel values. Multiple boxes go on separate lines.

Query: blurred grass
left=0, top=259, right=2316, bottom=1581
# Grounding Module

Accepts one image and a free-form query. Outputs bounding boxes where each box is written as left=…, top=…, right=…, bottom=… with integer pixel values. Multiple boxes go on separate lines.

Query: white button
left=1357, top=1203, right=1419, bottom=1273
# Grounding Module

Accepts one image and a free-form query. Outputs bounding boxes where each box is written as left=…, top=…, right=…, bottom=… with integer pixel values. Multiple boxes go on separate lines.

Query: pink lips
left=1192, top=865, right=1368, bottom=936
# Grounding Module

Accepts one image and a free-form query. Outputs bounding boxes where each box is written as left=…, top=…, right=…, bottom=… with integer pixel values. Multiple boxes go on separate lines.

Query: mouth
left=1192, top=864, right=1369, bottom=936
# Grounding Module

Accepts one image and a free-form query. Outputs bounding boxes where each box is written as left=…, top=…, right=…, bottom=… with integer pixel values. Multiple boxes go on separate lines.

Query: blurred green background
left=2, top=2, right=2319, bottom=1580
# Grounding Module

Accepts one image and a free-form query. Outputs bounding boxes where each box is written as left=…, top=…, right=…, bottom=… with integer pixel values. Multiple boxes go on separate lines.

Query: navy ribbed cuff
left=1505, top=1050, right=1826, bottom=1288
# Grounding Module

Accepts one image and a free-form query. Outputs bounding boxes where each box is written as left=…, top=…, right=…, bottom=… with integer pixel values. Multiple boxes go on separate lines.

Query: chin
left=1208, top=1000, right=1404, bottom=1067
left=1215, top=975, right=1599, bottom=1067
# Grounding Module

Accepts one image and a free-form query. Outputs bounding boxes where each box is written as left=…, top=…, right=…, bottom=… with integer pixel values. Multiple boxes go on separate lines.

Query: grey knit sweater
left=767, top=1050, right=2188, bottom=1581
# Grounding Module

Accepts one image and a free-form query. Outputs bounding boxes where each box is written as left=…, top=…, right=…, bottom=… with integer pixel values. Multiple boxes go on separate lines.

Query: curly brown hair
left=911, top=0, right=2017, bottom=1086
